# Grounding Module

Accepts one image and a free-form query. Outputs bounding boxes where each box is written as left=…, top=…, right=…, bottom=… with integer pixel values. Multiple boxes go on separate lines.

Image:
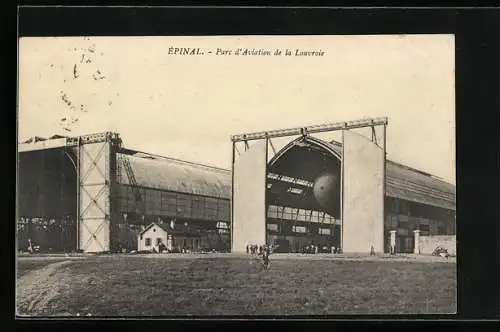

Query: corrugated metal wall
left=112, top=183, right=230, bottom=251
left=114, top=184, right=230, bottom=222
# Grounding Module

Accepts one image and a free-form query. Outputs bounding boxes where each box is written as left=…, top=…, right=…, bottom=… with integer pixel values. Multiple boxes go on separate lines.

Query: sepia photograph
left=16, top=34, right=456, bottom=317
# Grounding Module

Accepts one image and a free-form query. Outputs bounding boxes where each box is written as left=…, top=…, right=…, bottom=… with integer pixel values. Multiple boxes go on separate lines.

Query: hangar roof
left=278, top=137, right=456, bottom=211
left=326, top=140, right=455, bottom=210
left=20, top=132, right=455, bottom=210
left=117, top=149, right=231, bottom=199
left=120, top=137, right=455, bottom=211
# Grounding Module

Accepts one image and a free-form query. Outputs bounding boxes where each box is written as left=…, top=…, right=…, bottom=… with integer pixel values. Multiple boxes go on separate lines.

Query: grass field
left=16, top=254, right=456, bottom=316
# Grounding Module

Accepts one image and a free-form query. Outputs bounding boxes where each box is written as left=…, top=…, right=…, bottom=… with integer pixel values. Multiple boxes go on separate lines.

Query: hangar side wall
left=115, top=184, right=230, bottom=222
left=342, top=130, right=385, bottom=254
left=384, top=196, right=456, bottom=253
left=113, top=183, right=231, bottom=251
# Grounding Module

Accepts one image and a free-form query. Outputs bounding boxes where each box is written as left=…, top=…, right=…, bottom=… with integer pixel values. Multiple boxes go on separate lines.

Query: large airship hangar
left=17, top=117, right=456, bottom=254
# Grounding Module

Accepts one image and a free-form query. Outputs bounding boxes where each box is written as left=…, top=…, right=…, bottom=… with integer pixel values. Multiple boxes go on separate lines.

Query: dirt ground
left=16, top=253, right=457, bottom=317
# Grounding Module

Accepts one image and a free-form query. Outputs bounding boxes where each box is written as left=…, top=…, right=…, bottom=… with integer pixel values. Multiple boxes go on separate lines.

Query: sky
left=18, top=35, right=455, bottom=184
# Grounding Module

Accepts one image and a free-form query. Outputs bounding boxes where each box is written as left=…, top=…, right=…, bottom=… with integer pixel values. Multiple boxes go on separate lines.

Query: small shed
left=137, top=221, right=203, bottom=252
left=137, top=222, right=169, bottom=252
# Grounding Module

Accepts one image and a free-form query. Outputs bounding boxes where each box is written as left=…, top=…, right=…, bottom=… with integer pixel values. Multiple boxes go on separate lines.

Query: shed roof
left=139, top=222, right=204, bottom=237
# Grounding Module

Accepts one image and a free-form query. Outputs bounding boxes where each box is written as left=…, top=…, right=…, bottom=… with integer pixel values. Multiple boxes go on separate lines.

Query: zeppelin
left=168, top=47, right=204, bottom=55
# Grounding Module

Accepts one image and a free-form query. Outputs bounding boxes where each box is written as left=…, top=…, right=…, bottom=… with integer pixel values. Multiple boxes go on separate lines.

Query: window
left=267, top=205, right=279, bottom=218
left=283, top=207, right=293, bottom=220
left=287, top=188, right=303, bottom=195
left=296, top=179, right=313, bottom=187
left=268, top=173, right=279, bottom=180
left=319, top=228, right=331, bottom=235
left=217, top=221, right=229, bottom=234
left=267, top=223, right=279, bottom=232
left=324, top=215, right=334, bottom=224
left=217, top=221, right=228, bottom=229
left=297, top=209, right=307, bottom=221
left=145, top=238, right=151, bottom=246
left=292, top=225, right=307, bottom=233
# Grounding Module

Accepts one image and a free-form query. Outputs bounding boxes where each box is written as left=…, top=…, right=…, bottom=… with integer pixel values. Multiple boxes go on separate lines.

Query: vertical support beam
left=76, top=137, right=80, bottom=251
left=413, top=229, right=421, bottom=254
left=230, top=140, right=235, bottom=251
left=390, top=230, right=397, bottom=254
left=340, top=130, right=345, bottom=251
left=78, top=138, right=112, bottom=252
left=382, top=124, right=387, bottom=252
left=264, top=137, right=269, bottom=246
left=281, top=206, right=286, bottom=238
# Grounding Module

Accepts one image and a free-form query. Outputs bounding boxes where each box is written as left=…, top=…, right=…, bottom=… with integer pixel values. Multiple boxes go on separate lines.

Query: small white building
left=137, top=221, right=204, bottom=252
left=137, top=222, right=169, bottom=252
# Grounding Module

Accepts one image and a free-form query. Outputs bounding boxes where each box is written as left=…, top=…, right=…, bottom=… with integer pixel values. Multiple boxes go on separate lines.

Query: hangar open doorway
left=231, top=117, right=387, bottom=254
left=18, top=144, right=79, bottom=252
left=17, top=132, right=120, bottom=253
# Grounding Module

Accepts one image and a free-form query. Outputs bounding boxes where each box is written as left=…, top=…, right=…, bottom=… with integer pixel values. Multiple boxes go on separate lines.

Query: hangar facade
left=263, top=135, right=455, bottom=254
left=17, top=132, right=231, bottom=253
left=17, top=128, right=455, bottom=254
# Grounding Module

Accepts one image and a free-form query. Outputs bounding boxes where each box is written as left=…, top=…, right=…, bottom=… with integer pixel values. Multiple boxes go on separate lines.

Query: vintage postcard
left=17, top=34, right=456, bottom=316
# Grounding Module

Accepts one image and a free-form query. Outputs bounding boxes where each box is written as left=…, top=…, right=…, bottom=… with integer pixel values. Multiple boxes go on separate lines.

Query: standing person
left=262, top=245, right=270, bottom=269
left=27, top=238, right=33, bottom=254
left=246, top=244, right=249, bottom=255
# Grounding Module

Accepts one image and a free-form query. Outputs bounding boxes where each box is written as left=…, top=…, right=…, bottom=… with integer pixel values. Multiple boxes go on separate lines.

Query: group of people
left=246, top=243, right=271, bottom=269
left=302, top=244, right=342, bottom=254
